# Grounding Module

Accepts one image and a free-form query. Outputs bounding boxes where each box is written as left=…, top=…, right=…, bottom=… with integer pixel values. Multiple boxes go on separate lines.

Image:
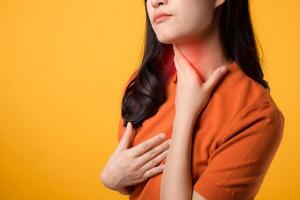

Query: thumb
left=203, top=66, right=228, bottom=93
left=117, top=121, right=135, bottom=151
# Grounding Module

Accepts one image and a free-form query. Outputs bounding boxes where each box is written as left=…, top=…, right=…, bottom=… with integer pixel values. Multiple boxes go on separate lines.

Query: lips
left=153, top=13, right=172, bottom=23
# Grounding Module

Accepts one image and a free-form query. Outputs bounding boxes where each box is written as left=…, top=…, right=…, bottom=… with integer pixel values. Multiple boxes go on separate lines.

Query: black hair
left=121, top=0, right=269, bottom=129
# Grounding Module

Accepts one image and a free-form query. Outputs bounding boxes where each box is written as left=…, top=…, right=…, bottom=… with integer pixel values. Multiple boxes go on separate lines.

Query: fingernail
left=160, top=133, right=166, bottom=139
left=220, top=66, right=227, bottom=73
left=126, top=122, right=131, bottom=128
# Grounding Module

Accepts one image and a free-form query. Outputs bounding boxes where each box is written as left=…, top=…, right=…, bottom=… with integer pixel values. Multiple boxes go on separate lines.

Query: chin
left=156, top=33, right=182, bottom=45
left=156, top=30, right=195, bottom=45
left=157, top=38, right=173, bottom=44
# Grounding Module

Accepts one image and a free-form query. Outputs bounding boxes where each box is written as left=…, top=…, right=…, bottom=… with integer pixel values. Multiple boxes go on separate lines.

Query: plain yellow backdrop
left=0, top=0, right=298, bottom=199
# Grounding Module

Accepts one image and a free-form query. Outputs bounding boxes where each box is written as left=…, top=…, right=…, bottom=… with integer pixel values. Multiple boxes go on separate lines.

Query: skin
left=101, top=0, right=233, bottom=198
left=161, top=44, right=228, bottom=200
left=100, top=122, right=171, bottom=195
left=146, top=0, right=233, bottom=199
left=147, top=0, right=232, bottom=81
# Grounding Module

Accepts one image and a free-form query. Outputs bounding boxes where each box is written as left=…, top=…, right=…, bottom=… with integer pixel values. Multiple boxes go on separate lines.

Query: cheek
left=146, top=1, right=154, bottom=22
left=178, top=4, right=214, bottom=34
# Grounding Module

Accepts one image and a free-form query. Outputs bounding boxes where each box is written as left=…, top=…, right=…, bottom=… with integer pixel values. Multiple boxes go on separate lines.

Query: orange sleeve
left=193, top=102, right=285, bottom=200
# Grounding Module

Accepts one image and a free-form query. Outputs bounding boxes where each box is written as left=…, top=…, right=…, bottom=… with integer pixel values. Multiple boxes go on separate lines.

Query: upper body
left=117, top=61, right=285, bottom=200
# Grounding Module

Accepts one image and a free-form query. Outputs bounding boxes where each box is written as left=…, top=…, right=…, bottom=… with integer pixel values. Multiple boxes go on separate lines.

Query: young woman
left=101, top=0, right=285, bottom=199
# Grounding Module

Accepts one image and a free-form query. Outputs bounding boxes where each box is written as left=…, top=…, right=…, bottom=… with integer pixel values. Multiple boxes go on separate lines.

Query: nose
left=151, top=0, right=168, bottom=8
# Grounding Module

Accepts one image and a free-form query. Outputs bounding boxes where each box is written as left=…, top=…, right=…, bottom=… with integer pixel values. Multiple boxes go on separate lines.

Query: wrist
left=171, top=113, right=196, bottom=149
left=100, top=166, right=123, bottom=190
left=174, top=112, right=197, bottom=127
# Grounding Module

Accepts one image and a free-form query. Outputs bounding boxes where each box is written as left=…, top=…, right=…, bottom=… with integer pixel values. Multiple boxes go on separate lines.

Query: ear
left=214, top=0, right=226, bottom=8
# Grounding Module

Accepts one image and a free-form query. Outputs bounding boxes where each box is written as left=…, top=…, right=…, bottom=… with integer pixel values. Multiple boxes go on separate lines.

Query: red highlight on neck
left=157, top=46, right=205, bottom=85
left=157, top=46, right=176, bottom=86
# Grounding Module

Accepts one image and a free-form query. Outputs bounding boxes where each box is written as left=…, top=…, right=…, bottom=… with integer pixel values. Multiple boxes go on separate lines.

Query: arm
left=161, top=104, right=285, bottom=200
left=160, top=114, right=194, bottom=199
left=160, top=115, right=206, bottom=200
left=160, top=44, right=229, bottom=200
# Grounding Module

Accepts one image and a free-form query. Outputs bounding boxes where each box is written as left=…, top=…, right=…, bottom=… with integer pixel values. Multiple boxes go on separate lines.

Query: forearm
left=160, top=114, right=196, bottom=200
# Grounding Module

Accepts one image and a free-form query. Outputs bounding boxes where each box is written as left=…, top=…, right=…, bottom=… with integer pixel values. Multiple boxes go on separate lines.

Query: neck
left=173, top=13, right=233, bottom=82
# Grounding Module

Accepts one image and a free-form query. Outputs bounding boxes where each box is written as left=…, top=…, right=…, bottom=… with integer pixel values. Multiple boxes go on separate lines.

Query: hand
left=100, top=122, right=171, bottom=193
left=173, top=43, right=229, bottom=122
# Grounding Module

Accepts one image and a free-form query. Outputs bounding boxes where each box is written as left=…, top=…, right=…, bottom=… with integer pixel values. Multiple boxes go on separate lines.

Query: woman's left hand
left=173, top=43, right=229, bottom=123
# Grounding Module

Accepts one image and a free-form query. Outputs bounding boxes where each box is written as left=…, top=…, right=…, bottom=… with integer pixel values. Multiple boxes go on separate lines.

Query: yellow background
left=0, top=0, right=298, bottom=199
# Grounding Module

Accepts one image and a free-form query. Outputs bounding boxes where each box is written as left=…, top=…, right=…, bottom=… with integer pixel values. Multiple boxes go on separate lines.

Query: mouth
left=154, top=14, right=173, bottom=23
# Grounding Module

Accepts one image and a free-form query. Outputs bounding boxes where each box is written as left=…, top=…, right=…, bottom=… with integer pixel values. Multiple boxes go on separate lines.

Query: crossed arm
left=160, top=114, right=206, bottom=200
left=115, top=112, right=205, bottom=199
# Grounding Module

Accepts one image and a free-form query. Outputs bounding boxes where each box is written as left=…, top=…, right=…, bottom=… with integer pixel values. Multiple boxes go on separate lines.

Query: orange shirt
left=117, top=61, right=285, bottom=200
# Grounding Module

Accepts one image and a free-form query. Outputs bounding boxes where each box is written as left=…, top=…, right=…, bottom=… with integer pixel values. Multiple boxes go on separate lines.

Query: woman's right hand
left=100, top=121, right=171, bottom=193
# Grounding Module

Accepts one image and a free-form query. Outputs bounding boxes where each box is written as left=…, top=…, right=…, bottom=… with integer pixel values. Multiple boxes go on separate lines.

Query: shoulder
left=199, top=62, right=285, bottom=142
left=192, top=64, right=285, bottom=199
left=215, top=63, right=273, bottom=108
left=194, top=100, right=285, bottom=200
left=212, top=62, right=284, bottom=119
left=213, top=63, right=285, bottom=140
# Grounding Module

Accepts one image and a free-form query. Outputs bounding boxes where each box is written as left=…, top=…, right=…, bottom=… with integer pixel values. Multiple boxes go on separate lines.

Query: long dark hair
left=121, top=0, right=269, bottom=129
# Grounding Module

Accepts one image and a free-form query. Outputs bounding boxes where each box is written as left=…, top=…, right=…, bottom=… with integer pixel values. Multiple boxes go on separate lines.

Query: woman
left=100, top=0, right=285, bottom=199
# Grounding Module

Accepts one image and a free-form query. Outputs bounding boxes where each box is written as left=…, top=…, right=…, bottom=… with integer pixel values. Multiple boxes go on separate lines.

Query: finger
left=173, top=44, right=203, bottom=82
left=203, top=66, right=228, bottom=93
left=141, top=149, right=169, bottom=172
left=142, top=164, right=165, bottom=180
left=173, top=46, right=182, bottom=72
left=129, top=133, right=167, bottom=157
left=173, top=44, right=192, bottom=71
left=135, top=138, right=170, bottom=167
left=131, top=164, right=165, bottom=184
left=174, top=55, right=182, bottom=80
left=117, top=122, right=135, bottom=151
